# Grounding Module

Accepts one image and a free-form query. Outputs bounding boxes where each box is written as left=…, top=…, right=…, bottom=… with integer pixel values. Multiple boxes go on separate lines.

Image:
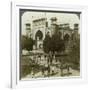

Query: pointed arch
left=35, top=30, right=43, bottom=40
left=64, top=33, right=70, bottom=41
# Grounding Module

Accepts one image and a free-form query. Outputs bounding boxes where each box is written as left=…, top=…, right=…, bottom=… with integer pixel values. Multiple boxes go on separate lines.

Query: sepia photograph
left=20, top=9, right=80, bottom=80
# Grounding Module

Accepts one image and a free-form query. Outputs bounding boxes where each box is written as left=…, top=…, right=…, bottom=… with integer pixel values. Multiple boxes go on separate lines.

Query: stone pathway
left=21, top=67, right=80, bottom=80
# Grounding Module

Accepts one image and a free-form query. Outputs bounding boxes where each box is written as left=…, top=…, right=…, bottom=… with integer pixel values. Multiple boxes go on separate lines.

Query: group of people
left=30, top=53, right=71, bottom=78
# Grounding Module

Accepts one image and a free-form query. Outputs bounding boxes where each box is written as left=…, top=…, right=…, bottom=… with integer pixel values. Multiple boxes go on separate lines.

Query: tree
left=21, top=35, right=34, bottom=51
left=21, top=35, right=27, bottom=50
left=26, top=37, right=34, bottom=51
left=43, top=31, right=65, bottom=54
left=50, top=33, right=65, bottom=53
left=69, top=38, right=80, bottom=69
left=43, top=33, right=51, bottom=53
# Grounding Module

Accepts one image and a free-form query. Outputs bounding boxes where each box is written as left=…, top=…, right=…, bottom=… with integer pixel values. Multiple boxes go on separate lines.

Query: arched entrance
left=35, top=30, right=43, bottom=40
left=35, top=30, right=43, bottom=49
left=64, top=34, right=70, bottom=41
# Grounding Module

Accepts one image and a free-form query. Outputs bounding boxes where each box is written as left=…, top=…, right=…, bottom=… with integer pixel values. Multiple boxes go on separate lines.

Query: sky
left=21, top=11, right=80, bottom=35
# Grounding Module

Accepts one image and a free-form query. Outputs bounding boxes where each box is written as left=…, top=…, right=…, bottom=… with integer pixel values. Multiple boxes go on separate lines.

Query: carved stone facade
left=25, top=17, right=79, bottom=50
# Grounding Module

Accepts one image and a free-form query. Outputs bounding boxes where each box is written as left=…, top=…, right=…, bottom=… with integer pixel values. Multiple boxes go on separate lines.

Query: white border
left=11, top=1, right=88, bottom=88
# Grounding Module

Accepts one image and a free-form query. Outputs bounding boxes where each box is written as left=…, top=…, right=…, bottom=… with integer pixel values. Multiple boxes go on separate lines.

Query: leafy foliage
left=43, top=34, right=51, bottom=53
left=69, top=38, right=80, bottom=69
left=50, top=33, right=65, bottom=53
left=21, top=35, right=34, bottom=51
left=43, top=32, right=65, bottom=53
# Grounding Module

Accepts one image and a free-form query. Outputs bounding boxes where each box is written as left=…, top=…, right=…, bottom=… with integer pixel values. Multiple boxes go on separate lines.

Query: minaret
left=51, top=17, right=57, bottom=24
left=50, top=17, right=57, bottom=35
left=74, top=23, right=79, bottom=39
